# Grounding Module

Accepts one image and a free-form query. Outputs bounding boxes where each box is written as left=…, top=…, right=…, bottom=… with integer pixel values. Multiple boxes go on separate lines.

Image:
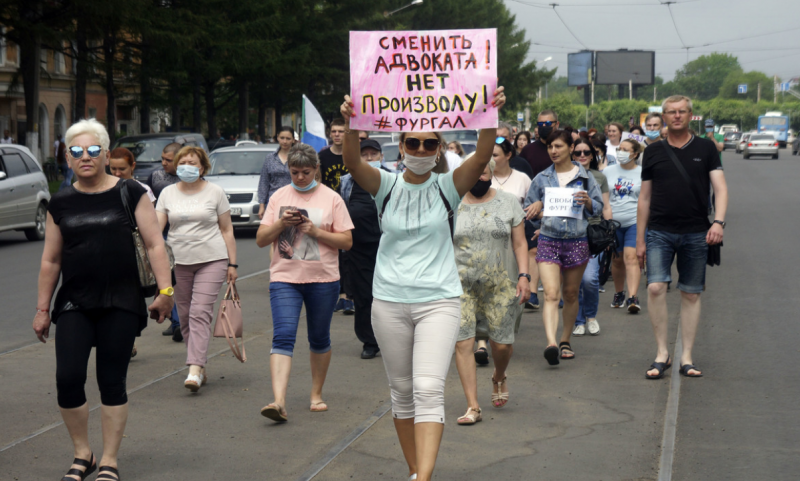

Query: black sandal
left=645, top=357, right=672, bottom=379
left=544, top=345, right=560, bottom=365
left=96, top=466, right=121, bottom=481
left=679, top=364, right=703, bottom=377
left=60, top=454, right=96, bottom=481
left=473, top=347, right=489, bottom=366
left=559, top=342, right=575, bottom=360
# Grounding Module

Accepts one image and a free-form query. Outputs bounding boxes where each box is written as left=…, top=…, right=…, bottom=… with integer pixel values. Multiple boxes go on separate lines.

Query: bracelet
left=228, top=263, right=238, bottom=268
left=36, top=308, right=49, bottom=314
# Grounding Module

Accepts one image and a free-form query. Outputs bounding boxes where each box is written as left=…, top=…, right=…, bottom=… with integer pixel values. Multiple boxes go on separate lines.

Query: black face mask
left=470, top=178, right=492, bottom=198
left=538, top=126, right=553, bottom=140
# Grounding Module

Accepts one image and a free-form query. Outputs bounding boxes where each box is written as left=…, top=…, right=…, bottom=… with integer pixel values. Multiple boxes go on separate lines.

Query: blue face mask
left=368, top=160, right=381, bottom=168
left=291, top=179, right=317, bottom=192
left=645, top=129, right=660, bottom=140
left=176, top=165, right=201, bottom=183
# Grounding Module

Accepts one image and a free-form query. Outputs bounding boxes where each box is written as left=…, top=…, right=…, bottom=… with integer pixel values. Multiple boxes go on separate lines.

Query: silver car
left=0, top=145, right=51, bottom=240
left=743, top=133, right=779, bottom=159
left=206, top=144, right=278, bottom=228
left=735, top=133, right=752, bottom=154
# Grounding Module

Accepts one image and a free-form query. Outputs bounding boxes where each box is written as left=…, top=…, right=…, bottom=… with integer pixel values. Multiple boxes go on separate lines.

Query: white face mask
left=403, top=151, right=438, bottom=175
left=617, top=151, right=634, bottom=165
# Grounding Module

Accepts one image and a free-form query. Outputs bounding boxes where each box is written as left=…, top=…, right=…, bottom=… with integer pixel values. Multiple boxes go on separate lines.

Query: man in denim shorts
left=636, top=95, right=728, bottom=379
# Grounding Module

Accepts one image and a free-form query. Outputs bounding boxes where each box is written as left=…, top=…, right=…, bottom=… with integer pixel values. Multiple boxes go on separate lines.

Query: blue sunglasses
left=68, top=145, right=103, bottom=159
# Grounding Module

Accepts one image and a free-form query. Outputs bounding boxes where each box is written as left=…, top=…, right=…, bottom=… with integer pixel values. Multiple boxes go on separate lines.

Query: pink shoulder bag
left=214, top=283, right=246, bottom=362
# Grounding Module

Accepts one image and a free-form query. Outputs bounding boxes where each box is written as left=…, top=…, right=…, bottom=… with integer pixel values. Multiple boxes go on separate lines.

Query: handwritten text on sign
left=543, top=187, right=583, bottom=219
left=349, top=29, right=498, bottom=132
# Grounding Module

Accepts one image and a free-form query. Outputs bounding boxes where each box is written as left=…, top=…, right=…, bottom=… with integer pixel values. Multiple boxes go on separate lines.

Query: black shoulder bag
left=378, top=175, right=454, bottom=238
left=660, top=140, right=722, bottom=266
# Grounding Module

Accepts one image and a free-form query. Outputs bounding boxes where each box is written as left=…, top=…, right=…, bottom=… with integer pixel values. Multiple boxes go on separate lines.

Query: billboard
left=595, top=51, right=655, bottom=85
left=568, top=51, right=593, bottom=86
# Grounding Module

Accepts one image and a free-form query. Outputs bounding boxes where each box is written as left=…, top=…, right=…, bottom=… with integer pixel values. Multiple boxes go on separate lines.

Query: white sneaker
left=538, top=284, right=544, bottom=292
left=587, top=319, right=601, bottom=335
left=409, top=474, right=417, bottom=481
left=572, top=324, right=586, bottom=336
left=184, top=373, right=202, bottom=392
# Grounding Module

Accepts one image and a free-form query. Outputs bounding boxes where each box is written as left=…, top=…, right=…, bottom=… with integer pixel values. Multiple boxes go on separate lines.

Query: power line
left=549, top=4, right=590, bottom=50
left=663, top=2, right=688, bottom=49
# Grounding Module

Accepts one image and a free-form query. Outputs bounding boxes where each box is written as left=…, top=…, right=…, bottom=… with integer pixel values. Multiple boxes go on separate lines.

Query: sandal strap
left=97, top=466, right=120, bottom=480
left=71, top=457, right=93, bottom=469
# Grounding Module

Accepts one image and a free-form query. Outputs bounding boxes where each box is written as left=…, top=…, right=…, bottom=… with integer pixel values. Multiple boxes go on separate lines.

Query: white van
left=719, top=124, right=738, bottom=134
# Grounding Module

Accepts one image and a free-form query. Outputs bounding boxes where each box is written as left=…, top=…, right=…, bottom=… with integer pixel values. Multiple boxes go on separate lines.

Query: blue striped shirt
left=257, top=150, right=291, bottom=205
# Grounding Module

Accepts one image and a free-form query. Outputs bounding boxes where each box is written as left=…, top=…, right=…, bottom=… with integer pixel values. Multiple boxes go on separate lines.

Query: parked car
left=735, top=133, right=752, bottom=154
left=381, top=142, right=402, bottom=171
left=742, top=133, right=779, bottom=159
left=113, top=133, right=209, bottom=183
left=367, top=132, right=394, bottom=146
left=0, top=144, right=51, bottom=240
left=791, top=135, right=800, bottom=155
left=207, top=138, right=238, bottom=151
left=205, top=144, right=278, bottom=228
left=723, top=132, right=742, bottom=151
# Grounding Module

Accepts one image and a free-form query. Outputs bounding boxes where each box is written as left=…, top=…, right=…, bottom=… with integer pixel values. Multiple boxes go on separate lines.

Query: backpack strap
left=435, top=181, right=454, bottom=239
left=378, top=175, right=399, bottom=231
left=660, top=139, right=708, bottom=209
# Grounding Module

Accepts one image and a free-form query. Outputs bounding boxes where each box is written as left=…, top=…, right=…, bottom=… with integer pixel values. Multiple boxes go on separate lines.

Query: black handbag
left=660, top=140, right=722, bottom=266
left=587, top=219, right=621, bottom=256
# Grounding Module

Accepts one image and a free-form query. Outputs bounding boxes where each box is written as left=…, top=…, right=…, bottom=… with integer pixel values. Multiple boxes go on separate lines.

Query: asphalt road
left=1, top=150, right=798, bottom=480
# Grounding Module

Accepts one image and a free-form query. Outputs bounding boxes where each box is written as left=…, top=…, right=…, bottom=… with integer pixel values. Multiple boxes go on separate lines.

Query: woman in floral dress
left=452, top=159, right=531, bottom=425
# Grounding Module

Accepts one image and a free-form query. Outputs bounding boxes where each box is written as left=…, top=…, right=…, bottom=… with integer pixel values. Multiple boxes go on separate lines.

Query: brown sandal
left=260, top=403, right=288, bottom=422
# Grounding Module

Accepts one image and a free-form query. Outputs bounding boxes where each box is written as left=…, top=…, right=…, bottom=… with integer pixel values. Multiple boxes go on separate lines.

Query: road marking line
left=657, top=322, right=683, bottom=481
left=295, top=401, right=392, bottom=481
left=0, top=267, right=269, bottom=359
left=0, top=334, right=264, bottom=453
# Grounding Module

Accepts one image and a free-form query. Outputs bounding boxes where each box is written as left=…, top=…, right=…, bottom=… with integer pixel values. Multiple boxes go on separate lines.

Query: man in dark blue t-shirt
left=637, top=95, right=728, bottom=380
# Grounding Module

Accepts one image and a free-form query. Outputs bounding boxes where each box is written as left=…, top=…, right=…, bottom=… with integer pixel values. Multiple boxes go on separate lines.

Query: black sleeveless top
left=48, top=179, right=149, bottom=332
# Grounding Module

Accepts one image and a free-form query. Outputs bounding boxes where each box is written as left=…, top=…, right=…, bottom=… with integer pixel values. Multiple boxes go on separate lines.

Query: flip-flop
left=474, top=347, right=489, bottom=366
left=260, top=403, right=288, bottom=422
left=559, top=342, right=575, bottom=360
left=645, top=357, right=672, bottom=379
left=544, top=346, right=560, bottom=365
left=679, top=364, right=703, bottom=377
left=310, top=401, right=328, bottom=412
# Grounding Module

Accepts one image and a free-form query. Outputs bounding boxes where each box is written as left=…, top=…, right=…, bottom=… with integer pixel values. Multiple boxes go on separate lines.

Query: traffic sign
left=517, top=112, right=524, bottom=122
left=738, top=84, right=748, bottom=94
left=691, top=115, right=703, bottom=121
left=780, top=82, right=791, bottom=92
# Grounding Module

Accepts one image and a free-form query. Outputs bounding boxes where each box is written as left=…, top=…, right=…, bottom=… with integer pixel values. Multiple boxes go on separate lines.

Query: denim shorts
left=536, top=235, right=590, bottom=269
left=645, top=230, right=707, bottom=294
left=269, top=281, right=340, bottom=356
left=615, top=224, right=638, bottom=252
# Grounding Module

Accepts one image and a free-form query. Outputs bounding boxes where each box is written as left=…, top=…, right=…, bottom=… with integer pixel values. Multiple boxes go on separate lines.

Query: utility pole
left=653, top=86, right=657, bottom=103
left=774, top=75, right=778, bottom=103
left=629, top=79, right=633, bottom=100
left=538, top=86, right=542, bottom=106
left=591, top=81, right=595, bottom=105
left=757, top=83, right=761, bottom=103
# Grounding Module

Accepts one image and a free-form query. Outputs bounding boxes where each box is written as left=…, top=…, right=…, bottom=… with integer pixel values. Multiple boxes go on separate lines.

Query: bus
left=757, top=112, right=790, bottom=147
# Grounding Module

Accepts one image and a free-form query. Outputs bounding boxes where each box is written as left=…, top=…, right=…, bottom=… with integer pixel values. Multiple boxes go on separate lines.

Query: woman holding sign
left=340, top=87, right=505, bottom=481
left=524, top=130, right=604, bottom=365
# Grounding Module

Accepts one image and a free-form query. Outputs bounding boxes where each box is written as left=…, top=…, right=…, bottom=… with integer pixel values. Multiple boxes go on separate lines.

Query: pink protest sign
left=349, top=29, right=498, bottom=133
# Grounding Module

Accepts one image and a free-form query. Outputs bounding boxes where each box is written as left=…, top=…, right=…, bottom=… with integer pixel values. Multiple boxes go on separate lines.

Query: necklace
left=494, top=172, right=512, bottom=186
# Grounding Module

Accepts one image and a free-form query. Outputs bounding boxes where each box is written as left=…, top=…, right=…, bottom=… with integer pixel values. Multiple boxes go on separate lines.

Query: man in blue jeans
left=636, top=95, right=728, bottom=379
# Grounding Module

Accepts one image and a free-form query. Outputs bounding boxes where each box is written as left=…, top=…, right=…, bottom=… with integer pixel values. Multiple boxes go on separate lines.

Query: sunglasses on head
left=404, top=138, right=440, bottom=152
left=572, top=149, right=592, bottom=157
left=68, top=145, right=102, bottom=159
left=495, top=137, right=507, bottom=145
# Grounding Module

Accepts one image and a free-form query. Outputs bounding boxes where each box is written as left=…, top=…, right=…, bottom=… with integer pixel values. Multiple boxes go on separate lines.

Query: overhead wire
left=549, top=4, right=590, bottom=50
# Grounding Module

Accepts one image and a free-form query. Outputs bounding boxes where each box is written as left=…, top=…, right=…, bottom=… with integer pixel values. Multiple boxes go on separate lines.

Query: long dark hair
left=573, top=138, right=599, bottom=170
left=495, top=136, right=516, bottom=157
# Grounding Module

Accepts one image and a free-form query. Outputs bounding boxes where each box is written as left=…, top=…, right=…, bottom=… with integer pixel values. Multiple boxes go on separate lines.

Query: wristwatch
left=159, top=287, right=175, bottom=297
left=518, top=273, right=531, bottom=282
left=713, top=220, right=726, bottom=228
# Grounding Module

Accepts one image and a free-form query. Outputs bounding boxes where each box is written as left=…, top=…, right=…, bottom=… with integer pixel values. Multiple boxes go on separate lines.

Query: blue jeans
left=646, top=230, right=707, bottom=294
left=269, top=281, right=340, bottom=356
left=576, top=255, right=600, bottom=326
left=58, top=168, right=74, bottom=191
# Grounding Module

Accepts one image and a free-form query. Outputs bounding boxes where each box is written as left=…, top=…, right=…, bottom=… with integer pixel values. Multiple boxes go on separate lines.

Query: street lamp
left=384, top=0, right=423, bottom=17
left=542, top=57, right=552, bottom=99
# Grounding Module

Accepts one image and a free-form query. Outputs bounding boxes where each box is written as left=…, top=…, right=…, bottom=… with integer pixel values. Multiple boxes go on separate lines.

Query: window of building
left=55, top=51, right=66, bottom=74
left=88, top=108, right=97, bottom=119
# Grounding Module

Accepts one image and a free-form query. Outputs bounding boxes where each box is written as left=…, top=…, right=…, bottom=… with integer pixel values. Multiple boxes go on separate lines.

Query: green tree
left=665, top=53, right=742, bottom=101
left=718, top=70, right=775, bottom=102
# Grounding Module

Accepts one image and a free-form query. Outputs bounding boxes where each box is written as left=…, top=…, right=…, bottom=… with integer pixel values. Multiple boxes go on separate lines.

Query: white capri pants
left=371, top=297, right=461, bottom=424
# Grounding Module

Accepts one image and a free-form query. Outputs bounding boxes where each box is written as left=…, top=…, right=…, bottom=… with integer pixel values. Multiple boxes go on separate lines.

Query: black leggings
left=55, top=309, right=140, bottom=409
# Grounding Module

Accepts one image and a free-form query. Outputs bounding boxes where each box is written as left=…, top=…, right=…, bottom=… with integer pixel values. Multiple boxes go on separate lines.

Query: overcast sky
left=502, top=0, right=800, bottom=83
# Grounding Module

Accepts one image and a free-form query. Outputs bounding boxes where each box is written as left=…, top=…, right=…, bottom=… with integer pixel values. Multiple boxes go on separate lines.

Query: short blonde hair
left=287, top=143, right=320, bottom=169
left=173, top=146, right=211, bottom=176
left=65, top=118, right=110, bottom=151
left=662, top=95, right=693, bottom=113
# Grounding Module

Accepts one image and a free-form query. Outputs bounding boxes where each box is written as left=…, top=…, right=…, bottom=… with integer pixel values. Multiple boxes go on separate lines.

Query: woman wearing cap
left=340, top=86, right=505, bottom=481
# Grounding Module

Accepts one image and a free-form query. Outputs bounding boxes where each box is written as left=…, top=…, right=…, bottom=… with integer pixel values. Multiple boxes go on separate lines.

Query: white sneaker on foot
left=587, top=319, right=600, bottom=335
left=572, top=324, right=586, bottom=336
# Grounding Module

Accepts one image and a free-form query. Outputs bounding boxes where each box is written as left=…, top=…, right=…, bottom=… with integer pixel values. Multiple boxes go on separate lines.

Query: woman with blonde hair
left=447, top=140, right=465, bottom=157
left=33, top=119, right=174, bottom=481
left=156, top=146, right=238, bottom=392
